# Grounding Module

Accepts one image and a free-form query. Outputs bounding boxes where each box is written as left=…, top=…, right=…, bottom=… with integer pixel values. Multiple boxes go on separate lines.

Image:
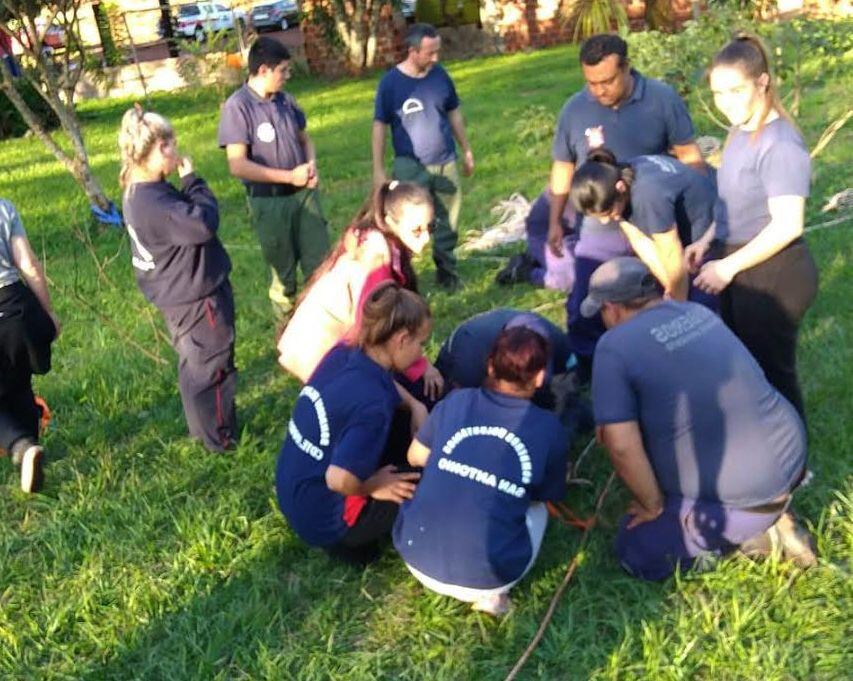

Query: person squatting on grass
left=586, top=257, right=816, bottom=580
left=275, top=283, right=430, bottom=565
left=694, top=34, right=818, bottom=419
left=277, top=180, right=444, bottom=418
left=0, top=200, right=59, bottom=493
left=394, top=326, right=569, bottom=615
left=219, top=37, right=330, bottom=319
left=547, top=33, right=705, bottom=383
left=119, top=107, right=238, bottom=453
left=570, top=148, right=717, bottom=307
left=372, top=23, right=474, bottom=292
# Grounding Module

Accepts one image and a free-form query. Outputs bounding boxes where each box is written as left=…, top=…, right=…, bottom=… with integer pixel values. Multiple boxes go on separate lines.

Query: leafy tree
left=0, top=0, right=111, bottom=212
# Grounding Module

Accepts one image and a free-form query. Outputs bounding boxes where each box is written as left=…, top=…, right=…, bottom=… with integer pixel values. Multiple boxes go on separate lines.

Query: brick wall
left=300, top=0, right=705, bottom=76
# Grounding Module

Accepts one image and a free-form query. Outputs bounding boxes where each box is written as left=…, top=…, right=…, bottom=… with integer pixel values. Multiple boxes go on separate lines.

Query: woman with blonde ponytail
left=695, top=34, right=818, bottom=417
left=119, top=106, right=238, bottom=452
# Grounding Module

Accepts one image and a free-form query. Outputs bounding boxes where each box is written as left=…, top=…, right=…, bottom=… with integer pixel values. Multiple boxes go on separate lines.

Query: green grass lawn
left=0, top=42, right=851, bottom=680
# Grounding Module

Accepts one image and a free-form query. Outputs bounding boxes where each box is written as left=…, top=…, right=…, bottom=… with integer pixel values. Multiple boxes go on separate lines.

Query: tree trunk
left=0, top=63, right=110, bottom=212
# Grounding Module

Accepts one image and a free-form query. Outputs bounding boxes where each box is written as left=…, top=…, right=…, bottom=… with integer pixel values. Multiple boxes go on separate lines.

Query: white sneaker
left=19, top=445, right=44, bottom=494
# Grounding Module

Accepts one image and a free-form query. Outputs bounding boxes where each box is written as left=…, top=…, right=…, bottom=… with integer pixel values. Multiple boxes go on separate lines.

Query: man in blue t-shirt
left=546, top=34, right=705, bottom=381
left=584, top=257, right=816, bottom=580
left=372, top=23, right=474, bottom=291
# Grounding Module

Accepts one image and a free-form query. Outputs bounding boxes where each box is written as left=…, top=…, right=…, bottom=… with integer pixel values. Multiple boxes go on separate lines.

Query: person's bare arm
left=548, top=160, right=575, bottom=256
left=372, top=121, right=389, bottom=186
left=600, top=421, right=664, bottom=515
left=448, top=108, right=474, bottom=176
left=696, top=196, right=805, bottom=294
left=11, top=234, right=59, bottom=334
left=620, top=222, right=687, bottom=299
left=225, top=143, right=309, bottom=186
left=672, top=142, right=706, bottom=174
left=407, top=439, right=431, bottom=467
left=326, top=464, right=420, bottom=503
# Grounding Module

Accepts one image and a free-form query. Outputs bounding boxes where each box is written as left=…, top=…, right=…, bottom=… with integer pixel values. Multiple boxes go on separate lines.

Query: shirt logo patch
left=585, top=125, right=605, bottom=149
left=257, top=122, right=276, bottom=143
left=401, top=98, right=425, bottom=116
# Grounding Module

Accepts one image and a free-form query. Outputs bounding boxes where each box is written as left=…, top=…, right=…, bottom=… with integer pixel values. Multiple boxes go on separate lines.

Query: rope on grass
left=505, top=471, right=617, bottom=681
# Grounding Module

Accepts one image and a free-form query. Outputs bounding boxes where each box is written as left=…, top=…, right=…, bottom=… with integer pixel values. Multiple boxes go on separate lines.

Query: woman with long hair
left=276, top=283, right=430, bottom=564
left=695, top=34, right=818, bottom=417
left=277, top=180, right=443, bottom=407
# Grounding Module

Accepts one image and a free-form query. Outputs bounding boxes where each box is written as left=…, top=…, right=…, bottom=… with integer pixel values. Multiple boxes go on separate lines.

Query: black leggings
left=718, top=239, right=818, bottom=418
left=326, top=408, right=415, bottom=565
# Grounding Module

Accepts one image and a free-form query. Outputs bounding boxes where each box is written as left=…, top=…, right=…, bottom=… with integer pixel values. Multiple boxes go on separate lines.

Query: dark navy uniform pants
left=161, top=281, right=237, bottom=452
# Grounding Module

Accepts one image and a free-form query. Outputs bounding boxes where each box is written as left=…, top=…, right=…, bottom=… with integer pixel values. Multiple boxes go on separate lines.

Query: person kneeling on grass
left=0, top=200, right=60, bottom=493
left=586, top=257, right=815, bottom=581
left=276, top=283, right=430, bottom=565
left=394, top=327, right=569, bottom=615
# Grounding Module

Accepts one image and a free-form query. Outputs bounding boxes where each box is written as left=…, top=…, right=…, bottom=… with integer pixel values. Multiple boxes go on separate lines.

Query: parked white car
left=175, top=2, right=247, bottom=42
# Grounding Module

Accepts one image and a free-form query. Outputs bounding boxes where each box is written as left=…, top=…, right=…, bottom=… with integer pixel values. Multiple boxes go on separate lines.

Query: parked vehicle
left=175, top=2, right=247, bottom=42
left=250, top=1, right=299, bottom=31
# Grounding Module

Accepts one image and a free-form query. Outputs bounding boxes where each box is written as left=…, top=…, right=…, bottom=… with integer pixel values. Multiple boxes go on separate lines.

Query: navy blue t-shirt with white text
left=276, top=345, right=401, bottom=547
left=394, top=388, right=568, bottom=589
left=592, top=301, right=806, bottom=507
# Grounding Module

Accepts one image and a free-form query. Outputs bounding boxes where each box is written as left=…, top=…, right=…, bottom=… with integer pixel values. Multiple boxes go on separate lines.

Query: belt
left=247, top=183, right=301, bottom=198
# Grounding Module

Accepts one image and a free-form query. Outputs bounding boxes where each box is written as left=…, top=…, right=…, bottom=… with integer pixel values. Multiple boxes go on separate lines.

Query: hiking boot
left=739, top=511, right=817, bottom=568
left=13, top=444, right=45, bottom=494
left=436, top=271, right=461, bottom=293
left=495, top=253, right=534, bottom=286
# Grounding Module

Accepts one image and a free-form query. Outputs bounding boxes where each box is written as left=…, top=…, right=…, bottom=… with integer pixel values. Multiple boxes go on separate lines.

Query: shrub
left=0, top=76, right=60, bottom=140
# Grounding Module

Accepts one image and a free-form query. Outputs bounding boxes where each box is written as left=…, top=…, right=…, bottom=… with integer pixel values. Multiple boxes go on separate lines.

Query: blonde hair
left=711, top=32, right=794, bottom=140
left=357, top=282, right=430, bottom=349
left=118, top=106, right=175, bottom=189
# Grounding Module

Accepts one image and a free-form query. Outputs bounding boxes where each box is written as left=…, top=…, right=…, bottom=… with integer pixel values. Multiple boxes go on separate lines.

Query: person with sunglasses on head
left=276, top=283, right=431, bottom=565
left=219, top=37, right=330, bottom=320
left=278, top=181, right=444, bottom=421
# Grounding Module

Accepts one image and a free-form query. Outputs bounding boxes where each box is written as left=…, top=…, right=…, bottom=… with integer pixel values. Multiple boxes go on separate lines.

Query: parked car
left=175, top=2, right=247, bottom=42
left=250, top=1, right=299, bottom=31
left=401, top=0, right=416, bottom=19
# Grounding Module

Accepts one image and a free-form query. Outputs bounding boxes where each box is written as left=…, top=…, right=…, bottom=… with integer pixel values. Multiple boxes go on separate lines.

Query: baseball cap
left=580, top=257, right=661, bottom=317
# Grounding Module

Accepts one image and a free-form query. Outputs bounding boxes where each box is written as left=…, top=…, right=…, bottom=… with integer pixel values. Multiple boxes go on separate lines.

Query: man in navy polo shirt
left=373, top=23, right=474, bottom=291
left=219, top=37, right=330, bottom=318
left=586, top=257, right=816, bottom=580
left=547, top=33, right=704, bottom=381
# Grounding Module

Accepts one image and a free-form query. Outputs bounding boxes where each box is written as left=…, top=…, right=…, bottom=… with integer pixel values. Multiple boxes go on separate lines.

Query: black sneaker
left=436, top=271, right=461, bottom=292
left=17, top=445, right=45, bottom=494
left=495, top=253, right=534, bottom=286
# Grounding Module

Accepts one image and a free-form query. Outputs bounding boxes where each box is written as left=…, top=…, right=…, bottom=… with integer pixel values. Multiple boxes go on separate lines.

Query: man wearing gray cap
left=586, top=257, right=815, bottom=580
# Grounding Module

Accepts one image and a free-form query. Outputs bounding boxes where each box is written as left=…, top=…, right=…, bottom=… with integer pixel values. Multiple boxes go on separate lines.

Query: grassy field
left=0, top=41, right=851, bottom=680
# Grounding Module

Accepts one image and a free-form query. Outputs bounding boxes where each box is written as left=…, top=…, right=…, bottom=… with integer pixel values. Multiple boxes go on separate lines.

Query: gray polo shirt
left=0, top=199, right=24, bottom=288
left=592, top=300, right=806, bottom=507
left=552, top=70, right=695, bottom=167
left=218, top=83, right=307, bottom=173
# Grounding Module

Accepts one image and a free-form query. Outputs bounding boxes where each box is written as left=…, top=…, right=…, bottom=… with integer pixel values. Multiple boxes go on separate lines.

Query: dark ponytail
left=570, top=147, right=635, bottom=216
